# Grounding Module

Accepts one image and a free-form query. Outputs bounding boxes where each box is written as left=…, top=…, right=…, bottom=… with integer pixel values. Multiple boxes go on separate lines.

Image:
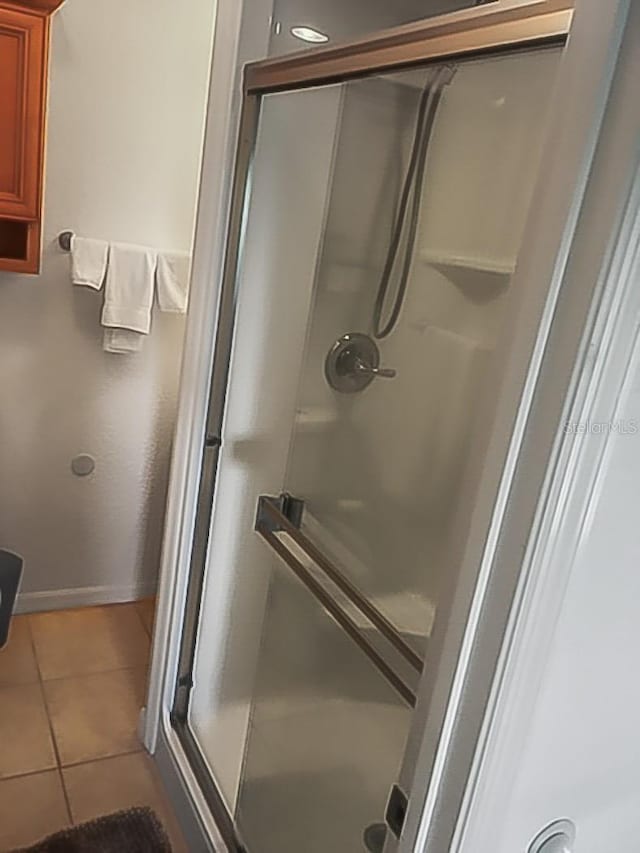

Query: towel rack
left=58, top=230, right=74, bottom=252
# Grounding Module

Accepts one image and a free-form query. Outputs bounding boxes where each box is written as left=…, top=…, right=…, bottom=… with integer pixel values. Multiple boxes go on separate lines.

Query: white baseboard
left=15, top=581, right=158, bottom=614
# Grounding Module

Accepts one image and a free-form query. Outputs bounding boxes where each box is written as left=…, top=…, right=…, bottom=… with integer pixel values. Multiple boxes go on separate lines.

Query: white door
left=406, top=2, right=640, bottom=851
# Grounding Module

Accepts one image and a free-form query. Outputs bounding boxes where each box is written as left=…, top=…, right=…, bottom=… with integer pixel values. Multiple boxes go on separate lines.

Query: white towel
left=101, top=243, right=157, bottom=335
left=71, top=236, right=108, bottom=290
left=103, top=328, right=145, bottom=354
left=156, top=251, right=191, bottom=313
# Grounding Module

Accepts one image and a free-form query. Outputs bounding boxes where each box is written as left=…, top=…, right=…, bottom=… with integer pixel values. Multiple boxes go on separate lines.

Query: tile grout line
left=57, top=766, right=75, bottom=827
left=0, top=765, right=61, bottom=783
left=29, top=600, right=151, bottom=680
left=5, top=610, right=183, bottom=853
left=38, top=664, right=149, bottom=685
left=26, top=614, right=75, bottom=827
left=133, top=598, right=153, bottom=639
left=7, top=604, right=154, bottom=834
left=60, top=746, right=145, bottom=771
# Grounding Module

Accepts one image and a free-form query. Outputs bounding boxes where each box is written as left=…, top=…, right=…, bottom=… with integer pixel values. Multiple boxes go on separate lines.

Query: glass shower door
left=235, top=552, right=414, bottom=853
left=184, top=41, right=563, bottom=853
left=272, top=46, right=561, bottom=661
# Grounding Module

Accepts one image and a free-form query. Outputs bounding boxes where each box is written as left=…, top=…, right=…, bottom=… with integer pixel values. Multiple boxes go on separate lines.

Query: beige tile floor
left=0, top=600, right=184, bottom=852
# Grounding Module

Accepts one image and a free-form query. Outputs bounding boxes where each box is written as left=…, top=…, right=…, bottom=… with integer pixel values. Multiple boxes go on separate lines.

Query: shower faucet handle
left=325, top=332, right=397, bottom=393
left=354, top=358, right=397, bottom=379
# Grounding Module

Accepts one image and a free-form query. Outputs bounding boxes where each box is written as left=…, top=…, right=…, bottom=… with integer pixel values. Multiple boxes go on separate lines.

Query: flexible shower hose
left=372, top=68, right=450, bottom=339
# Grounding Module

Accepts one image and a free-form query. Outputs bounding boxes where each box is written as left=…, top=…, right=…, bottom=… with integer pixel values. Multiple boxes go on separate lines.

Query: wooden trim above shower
left=0, top=0, right=64, bottom=14
left=0, top=0, right=63, bottom=273
left=245, top=0, right=574, bottom=94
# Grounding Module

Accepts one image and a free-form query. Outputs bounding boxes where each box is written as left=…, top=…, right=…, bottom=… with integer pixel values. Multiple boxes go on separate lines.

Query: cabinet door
left=0, top=7, right=46, bottom=220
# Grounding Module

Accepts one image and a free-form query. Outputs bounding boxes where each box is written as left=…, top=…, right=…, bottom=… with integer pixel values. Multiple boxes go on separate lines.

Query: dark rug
left=14, top=807, right=173, bottom=853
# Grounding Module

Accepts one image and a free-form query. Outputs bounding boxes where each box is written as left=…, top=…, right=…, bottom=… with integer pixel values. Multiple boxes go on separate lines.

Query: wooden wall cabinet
left=0, top=0, right=64, bottom=274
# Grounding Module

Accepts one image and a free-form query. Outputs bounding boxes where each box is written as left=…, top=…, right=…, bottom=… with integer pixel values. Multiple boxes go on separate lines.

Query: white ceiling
left=270, top=0, right=477, bottom=54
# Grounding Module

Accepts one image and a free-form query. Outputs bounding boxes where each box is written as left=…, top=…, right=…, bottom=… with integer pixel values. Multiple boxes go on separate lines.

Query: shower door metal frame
left=244, top=0, right=572, bottom=94
left=167, top=2, right=575, bottom=852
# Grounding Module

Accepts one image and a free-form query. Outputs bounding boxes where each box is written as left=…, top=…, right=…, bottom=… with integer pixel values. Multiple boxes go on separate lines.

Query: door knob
left=528, top=820, right=576, bottom=853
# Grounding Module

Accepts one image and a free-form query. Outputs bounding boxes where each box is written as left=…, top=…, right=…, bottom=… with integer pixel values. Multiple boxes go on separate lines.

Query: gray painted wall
left=0, top=0, right=214, bottom=610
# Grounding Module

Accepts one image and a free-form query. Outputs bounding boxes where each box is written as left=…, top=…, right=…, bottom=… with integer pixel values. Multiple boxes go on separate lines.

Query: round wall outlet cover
left=528, top=819, right=576, bottom=853
left=71, top=454, right=95, bottom=477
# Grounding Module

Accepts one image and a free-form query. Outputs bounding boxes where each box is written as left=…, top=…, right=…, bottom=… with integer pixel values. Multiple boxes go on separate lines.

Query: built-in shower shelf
left=420, top=250, right=514, bottom=293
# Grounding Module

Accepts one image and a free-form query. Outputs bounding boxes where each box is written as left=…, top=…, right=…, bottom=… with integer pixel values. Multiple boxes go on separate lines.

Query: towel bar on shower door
left=254, top=493, right=422, bottom=706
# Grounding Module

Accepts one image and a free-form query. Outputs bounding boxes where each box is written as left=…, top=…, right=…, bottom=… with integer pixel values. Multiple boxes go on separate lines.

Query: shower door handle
left=254, top=493, right=422, bottom=706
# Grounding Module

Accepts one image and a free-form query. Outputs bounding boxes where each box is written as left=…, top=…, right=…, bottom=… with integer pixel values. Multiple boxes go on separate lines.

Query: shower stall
left=156, top=2, right=586, bottom=851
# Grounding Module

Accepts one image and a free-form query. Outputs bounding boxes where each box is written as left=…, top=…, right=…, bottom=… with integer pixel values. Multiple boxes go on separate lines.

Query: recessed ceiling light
left=290, top=25, right=329, bottom=44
